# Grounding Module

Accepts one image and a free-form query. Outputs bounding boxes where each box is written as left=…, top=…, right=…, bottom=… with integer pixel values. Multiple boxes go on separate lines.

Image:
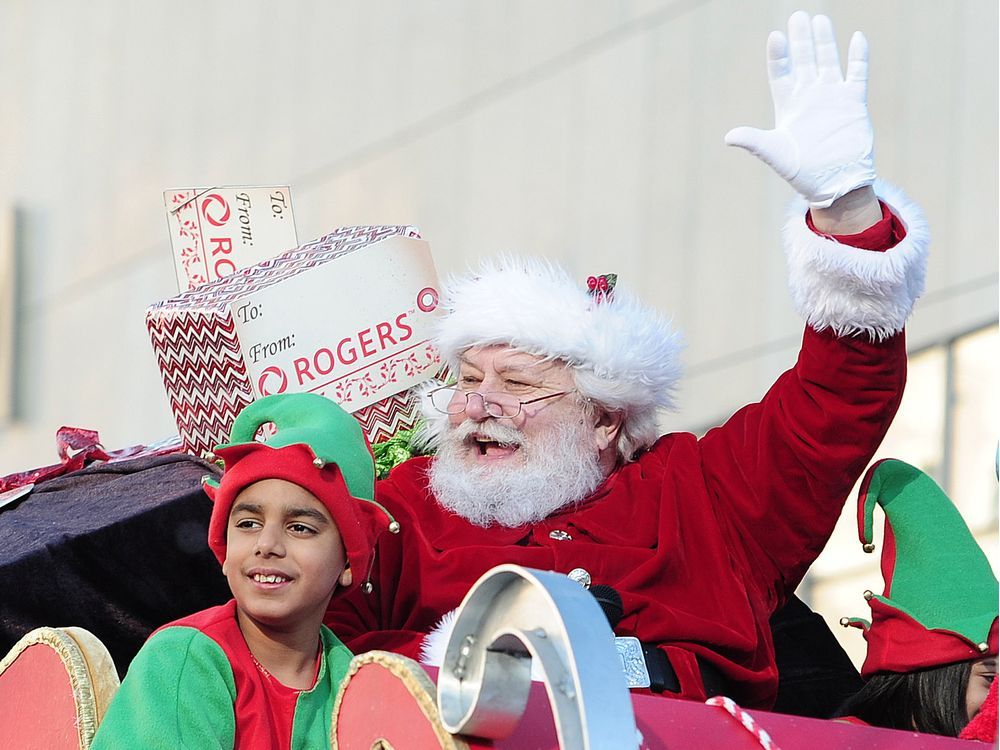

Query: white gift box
left=146, top=224, right=442, bottom=455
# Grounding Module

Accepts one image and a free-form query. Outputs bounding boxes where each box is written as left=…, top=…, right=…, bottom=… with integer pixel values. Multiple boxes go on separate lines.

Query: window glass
left=948, top=326, right=999, bottom=531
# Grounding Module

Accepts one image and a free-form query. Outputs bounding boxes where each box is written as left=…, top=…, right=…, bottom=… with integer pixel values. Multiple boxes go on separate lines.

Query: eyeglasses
left=427, top=385, right=575, bottom=419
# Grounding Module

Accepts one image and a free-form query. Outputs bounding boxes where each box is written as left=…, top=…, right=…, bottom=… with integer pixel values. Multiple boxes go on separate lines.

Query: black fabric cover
left=0, top=453, right=230, bottom=677
left=770, top=594, right=864, bottom=717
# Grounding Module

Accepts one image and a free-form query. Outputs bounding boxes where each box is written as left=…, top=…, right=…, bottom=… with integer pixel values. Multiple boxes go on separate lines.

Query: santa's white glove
left=725, top=12, right=876, bottom=209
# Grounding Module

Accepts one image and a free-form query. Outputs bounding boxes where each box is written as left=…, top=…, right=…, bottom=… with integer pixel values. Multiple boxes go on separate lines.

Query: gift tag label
left=615, top=636, right=651, bottom=688
left=231, top=233, right=442, bottom=414
left=165, top=186, right=298, bottom=292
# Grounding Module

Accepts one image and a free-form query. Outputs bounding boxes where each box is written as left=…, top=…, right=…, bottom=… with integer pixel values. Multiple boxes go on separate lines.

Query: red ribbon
left=0, top=428, right=183, bottom=494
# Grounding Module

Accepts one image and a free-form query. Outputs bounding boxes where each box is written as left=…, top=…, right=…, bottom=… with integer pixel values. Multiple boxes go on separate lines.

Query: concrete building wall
left=0, top=0, right=996, bottom=665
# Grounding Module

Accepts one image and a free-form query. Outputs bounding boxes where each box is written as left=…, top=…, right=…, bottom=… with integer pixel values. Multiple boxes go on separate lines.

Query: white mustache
left=451, top=420, right=524, bottom=447
left=430, top=411, right=605, bottom=528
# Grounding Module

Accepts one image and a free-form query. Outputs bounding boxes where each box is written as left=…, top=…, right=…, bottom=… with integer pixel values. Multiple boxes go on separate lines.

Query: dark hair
left=834, top=661, right=972, bottom=736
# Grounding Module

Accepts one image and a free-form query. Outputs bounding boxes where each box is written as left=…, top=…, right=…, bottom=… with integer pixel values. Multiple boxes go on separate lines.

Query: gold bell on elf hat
left=201, top=393, right=399, bottom=594
left=840, top=458, right=999, bottom=677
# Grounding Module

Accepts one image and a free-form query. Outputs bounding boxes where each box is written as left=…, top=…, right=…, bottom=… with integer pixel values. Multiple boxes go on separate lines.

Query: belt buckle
left=614, top=636, right=651, bottom=689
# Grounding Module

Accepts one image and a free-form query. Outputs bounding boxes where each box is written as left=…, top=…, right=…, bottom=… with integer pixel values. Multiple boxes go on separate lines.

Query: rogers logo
left=258, top=366, right=288, bottom=396
left=416, top=287, right=439, bottom=312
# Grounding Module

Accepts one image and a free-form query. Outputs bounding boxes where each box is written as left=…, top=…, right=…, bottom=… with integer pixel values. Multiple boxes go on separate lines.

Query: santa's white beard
left=428, top=417, right=605, bottom=528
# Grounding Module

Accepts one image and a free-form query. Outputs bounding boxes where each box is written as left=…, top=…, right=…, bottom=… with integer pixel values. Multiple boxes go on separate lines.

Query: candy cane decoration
left=705, top=696, right=782, bottom=750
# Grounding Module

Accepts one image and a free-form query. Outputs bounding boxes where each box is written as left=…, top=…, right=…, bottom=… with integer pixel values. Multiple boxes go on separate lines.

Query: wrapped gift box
left=146, top=225, right=442, bottom=455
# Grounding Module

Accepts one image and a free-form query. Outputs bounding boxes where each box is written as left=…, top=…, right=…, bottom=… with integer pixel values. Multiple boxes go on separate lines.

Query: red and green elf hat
left=202, top=393, right=398, bottom=593
left=841, top=458, right=998, bottom=677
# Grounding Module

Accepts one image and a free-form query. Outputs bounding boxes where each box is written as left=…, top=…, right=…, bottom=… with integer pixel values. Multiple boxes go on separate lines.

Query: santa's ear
left=593, top=407, right=624, bottom=452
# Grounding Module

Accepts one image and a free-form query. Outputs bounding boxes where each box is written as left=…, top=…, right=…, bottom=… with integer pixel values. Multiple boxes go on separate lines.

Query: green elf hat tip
left=845, top=458, right=999, bottom=677
left=219, top=392, right=375, bottom=501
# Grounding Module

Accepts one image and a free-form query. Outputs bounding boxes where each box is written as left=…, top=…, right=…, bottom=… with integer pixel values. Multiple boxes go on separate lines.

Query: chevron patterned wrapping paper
left=146, top=224, right=442, bottom=456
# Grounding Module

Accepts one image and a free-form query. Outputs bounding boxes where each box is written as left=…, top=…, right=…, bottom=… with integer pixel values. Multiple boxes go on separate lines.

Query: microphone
left=590, top=584, right=624, bottom=630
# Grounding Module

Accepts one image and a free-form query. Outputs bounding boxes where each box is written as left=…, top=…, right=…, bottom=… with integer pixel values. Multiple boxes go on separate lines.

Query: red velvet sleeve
left=699, top=327, right=906, bottom=608
left=698, top=203, right=909, bottom=607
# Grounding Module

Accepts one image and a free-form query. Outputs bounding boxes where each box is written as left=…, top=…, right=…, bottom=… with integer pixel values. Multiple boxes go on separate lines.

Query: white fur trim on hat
left=784, top=179, right=929, bottom=340
left=431, top=256, right=684, bottom=415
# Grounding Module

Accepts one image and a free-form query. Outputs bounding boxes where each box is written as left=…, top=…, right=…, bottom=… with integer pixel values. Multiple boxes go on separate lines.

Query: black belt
left=640, top=643, right=728, bottom=697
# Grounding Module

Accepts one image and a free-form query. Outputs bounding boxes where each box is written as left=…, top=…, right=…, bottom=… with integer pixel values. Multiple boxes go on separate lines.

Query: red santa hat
left=430, top=257, right=684, bottom=451
left=202, top=393, right=398, bottom=593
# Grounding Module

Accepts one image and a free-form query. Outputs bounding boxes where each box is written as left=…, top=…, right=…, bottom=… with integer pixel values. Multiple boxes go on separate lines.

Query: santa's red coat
left=328, top=210, right=908, bottom=709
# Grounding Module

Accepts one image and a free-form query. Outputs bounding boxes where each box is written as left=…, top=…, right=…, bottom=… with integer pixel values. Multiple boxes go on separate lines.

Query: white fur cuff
left=783, top=179, right=929, bottom=339
left=419, top=608, right=458, bottom=669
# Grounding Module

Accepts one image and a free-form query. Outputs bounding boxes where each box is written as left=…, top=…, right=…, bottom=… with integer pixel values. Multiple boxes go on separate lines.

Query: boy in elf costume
left=93, top=393, right=398, bottom=749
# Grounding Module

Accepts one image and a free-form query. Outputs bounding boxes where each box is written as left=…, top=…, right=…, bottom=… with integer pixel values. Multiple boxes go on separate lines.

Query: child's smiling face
left=223, top=478, right=351, bottom=632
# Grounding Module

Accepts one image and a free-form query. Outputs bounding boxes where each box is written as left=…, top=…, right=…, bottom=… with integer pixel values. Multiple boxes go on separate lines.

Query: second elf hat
left=841, top=458, right=998, bottom=676
left=202, top=393, right=398, bottom=593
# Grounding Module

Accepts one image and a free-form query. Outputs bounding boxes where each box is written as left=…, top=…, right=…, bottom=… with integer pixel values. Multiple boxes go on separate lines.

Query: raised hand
left=725, top=12, right=875, bottom=208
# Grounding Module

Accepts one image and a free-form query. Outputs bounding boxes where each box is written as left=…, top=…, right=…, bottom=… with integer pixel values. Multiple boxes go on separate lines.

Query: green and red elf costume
left=92, top=394, right=397, bottom=750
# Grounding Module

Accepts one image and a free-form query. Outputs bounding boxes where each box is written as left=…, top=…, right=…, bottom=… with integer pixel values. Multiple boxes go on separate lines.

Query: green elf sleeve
left=91, top=626, right=237, bottom=749
left=289, top=625, right=354, bottom=750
